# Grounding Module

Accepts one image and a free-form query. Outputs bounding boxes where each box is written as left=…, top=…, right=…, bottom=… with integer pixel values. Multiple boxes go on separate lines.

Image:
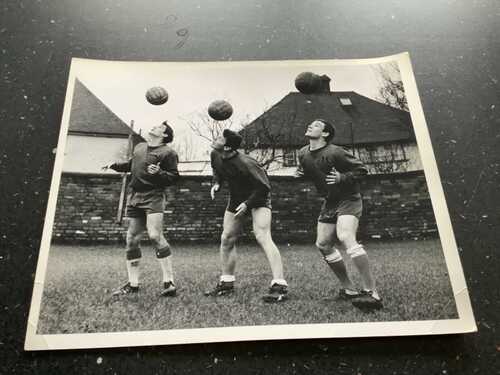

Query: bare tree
left=239, top=100, right=300, bottom=170
left=186, top=105, right=296, bottom=171
left=356, top=143, right=410, bottom=174
left=170, top=133, right=198, bottom=162
left=374, top=62, right=409, bottom=112
left=186, top=112, right=236, bottom=144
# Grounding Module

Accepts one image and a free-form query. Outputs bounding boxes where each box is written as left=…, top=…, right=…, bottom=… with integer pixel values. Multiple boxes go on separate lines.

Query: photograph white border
left=25, top=52, right=476, bottom=351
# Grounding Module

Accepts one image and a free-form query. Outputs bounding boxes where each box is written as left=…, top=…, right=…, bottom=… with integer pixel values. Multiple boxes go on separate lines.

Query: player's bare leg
left=112, top=217, right=145, bottom=296
left=336, top=215, right=382, bottom=310
left=220, top=210, right=243, bottom=276
left=316, top=222, right=358, bottom=299
left=252, top=207, right=284, bottom=280
left=147, top=213, right=176, bottom=296
left=205, top=210, right=243, bottom=296
left=252, top=207, right=288, bottom=302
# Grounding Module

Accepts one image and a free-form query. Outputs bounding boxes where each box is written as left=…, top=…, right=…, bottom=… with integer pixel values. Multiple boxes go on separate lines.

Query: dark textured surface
left=1, top=0, right=498, bottom=373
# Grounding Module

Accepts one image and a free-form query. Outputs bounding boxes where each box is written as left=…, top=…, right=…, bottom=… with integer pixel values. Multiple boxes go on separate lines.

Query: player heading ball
left=295, top=119, right=383, bottom=311
left=205, top=129, right=289, bottom=303
left=103, top=121, right=180, bottom=298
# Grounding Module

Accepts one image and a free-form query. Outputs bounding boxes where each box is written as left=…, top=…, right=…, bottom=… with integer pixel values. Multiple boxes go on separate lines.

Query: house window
left=357, top=143, right=410, bottom=174
left=339, top=97, right=353, bottom=106
left=282, top=148, right=297, bottom=167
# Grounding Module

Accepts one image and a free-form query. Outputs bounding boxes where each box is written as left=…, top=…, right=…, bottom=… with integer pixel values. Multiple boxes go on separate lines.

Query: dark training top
left=211, top=150, right=271, bottom=209
left=296, top=143, right=368, bottom=202
left=111, top=142, right=179, bottom=192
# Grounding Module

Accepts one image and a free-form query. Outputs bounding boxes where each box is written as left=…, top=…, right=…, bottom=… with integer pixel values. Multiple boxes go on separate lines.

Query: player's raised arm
left=211, top=167, right=224, bottom=187
left=294, top=160, right=305, bottom=179
left=103, top=158, right=132, bottom=172
left=210, top=170, right=222, bottom=200
left=209, top=149, right=224, bottom=200
left=155, top=150, right=180, bottom=187
left=294, top=146, right=309, bottom=180
left=330, top=148, right=368, bottom=184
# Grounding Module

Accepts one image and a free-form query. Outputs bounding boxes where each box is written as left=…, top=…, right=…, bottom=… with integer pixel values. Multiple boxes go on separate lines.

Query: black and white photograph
left=25, top=53, right=475, bottom=350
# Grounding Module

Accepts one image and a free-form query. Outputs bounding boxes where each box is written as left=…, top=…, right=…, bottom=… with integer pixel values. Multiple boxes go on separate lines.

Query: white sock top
left=220, top=274, right=236, bottom=282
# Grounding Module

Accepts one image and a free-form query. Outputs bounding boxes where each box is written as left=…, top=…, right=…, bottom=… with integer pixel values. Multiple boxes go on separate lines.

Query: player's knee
left=336, top=230, right=355, bottom=245
left=221, top=232, right=237, bottom=247
left=155, top=245, right=171, bottom=259
left=315, top=239, right=331, bottom=253
left=254, top=229, right=271, bottom=245
left=346, top=244, right=367, bottom=258
left=126, top=247, right=142, bottom=260
left=148, top=230, right=163, bottom=245
left=126, top=231, right=140, bottom=244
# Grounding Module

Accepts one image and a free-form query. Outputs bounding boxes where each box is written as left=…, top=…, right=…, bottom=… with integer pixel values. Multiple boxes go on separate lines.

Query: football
left=208, top=100, right=233, bottom=121
left=146, top=86, right=169, bottom=105
left=295, top=72, right=321, bottom=94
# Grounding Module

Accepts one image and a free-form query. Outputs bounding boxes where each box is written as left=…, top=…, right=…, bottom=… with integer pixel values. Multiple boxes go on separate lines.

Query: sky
left=72, top=59, right=398, bottom=160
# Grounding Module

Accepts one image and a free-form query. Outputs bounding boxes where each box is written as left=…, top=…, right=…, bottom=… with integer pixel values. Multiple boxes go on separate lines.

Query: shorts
left=318, top=197, right=363, bottom=223
left=226, top=192, right=272, bottom=213
left=125, top=189, right=166, bottom=218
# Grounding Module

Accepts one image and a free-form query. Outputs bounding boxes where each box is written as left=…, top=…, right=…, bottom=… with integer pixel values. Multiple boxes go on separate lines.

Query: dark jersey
left=111, top=142, right=179, bottom=192
left=211, top=150, right=271, bottom=209
left=296, top=143, right=367, bottom=202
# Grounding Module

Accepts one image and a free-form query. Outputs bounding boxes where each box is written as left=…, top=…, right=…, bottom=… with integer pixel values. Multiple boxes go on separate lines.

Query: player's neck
left=147, top=136, right=164, bottom=147
left=221, top=149, right=238, bottom=160
left=309, top=138, right=327, bottom=151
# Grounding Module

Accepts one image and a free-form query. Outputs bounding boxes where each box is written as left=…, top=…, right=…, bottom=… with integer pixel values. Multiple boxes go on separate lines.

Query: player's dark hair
left=222, top=129, right=242, bottom=150
left=161, top=121, right=174, bottom=144
left=316, top=118, right=336, bottom=143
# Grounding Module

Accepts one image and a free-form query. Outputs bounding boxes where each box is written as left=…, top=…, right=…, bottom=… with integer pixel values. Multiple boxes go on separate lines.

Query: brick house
left=239, top=75, right=422, bottom=175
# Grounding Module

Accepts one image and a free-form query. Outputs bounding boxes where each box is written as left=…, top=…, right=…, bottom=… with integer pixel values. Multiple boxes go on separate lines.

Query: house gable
left=240, top=91, right=415, bottom=148
left=68, top=79, right=135, bottom=138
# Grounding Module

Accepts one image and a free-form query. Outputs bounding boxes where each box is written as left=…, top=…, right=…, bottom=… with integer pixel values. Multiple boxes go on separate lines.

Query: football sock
left=345, top=289, right=359, bottom=295
left=322, top=248, right=355, bottom=290
left=126, top=259, right=140, bottom=287
left=125, top=247, right=142, bottom=287
left=347, top=244, right=376, bottom=294
left=220, top=274, right=235, bottom=283
left=157, top=256, right=174, bottom=284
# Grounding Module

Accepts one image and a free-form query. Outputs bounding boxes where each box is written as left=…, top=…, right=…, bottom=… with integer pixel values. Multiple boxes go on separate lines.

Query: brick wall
left=52, top=172, right=438, bottom=244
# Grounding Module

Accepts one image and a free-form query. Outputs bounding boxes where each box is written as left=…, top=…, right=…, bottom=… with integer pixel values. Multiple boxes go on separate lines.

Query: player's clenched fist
left=101, top=162, right=114, bottom=171
left=325, top=167, right=341, bottom=185
left=147, top=162, right=161, bottom=174
left=234, top=202, right=248, bottom=218
left=210, top=183, right=220, bottom=200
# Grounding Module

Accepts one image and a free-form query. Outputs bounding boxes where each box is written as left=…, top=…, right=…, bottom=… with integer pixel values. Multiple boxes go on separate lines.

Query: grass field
left=37, top=240, right=458, bottom=334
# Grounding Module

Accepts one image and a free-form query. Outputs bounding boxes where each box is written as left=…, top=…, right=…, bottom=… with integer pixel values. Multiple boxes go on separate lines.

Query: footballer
left=103, top=121, right=179, bottom=297
left=295, top=119, right=383, bottom=311
left=205, top=129, right=289, bottom=303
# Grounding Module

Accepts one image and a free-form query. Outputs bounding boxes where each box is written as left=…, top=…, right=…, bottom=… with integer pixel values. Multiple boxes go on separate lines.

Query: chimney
left=317, top=75, right=331, bottom=93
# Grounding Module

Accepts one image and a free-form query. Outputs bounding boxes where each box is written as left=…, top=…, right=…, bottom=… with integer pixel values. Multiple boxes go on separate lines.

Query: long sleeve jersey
left=211, top=150, right=271, bottom=209
left=296, top=143, right=367, bottom=202
left=110, top=142, right=179, bottom=192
